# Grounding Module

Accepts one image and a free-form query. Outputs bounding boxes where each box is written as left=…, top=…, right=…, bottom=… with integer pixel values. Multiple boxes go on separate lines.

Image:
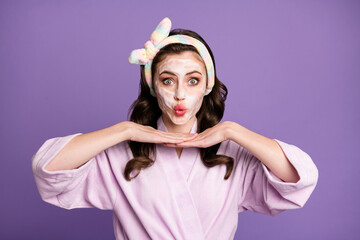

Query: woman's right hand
left=45, top=121, right=197, bottom=171
left=122, top=121, right=197, bottom=144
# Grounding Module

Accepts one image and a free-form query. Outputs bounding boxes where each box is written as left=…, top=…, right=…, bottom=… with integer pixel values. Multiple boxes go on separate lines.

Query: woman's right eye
left=162, top=78, right=173, bottom=85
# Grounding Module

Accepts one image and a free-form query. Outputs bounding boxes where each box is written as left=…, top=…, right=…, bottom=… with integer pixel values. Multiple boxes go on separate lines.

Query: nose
left=174, top=84, right=186, bottom=100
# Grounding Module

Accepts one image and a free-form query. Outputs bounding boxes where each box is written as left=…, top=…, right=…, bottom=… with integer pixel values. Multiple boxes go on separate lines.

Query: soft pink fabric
left=32, top=118, right=318, bottom=240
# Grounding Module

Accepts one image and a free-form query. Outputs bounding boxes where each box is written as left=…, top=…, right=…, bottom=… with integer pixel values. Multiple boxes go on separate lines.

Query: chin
left=168, top=114, right=193, bottom=126
left=169, top=118, right=189, bottom=125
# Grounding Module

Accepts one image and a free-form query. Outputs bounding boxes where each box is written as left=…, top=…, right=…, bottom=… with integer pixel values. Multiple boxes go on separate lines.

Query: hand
left=165, top=121, right=235, bottom=148
left=123, top=121, right=198, bottom=144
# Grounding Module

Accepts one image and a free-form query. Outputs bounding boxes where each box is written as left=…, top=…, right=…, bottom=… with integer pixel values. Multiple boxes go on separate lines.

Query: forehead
left=156, top=51, right=206, bottom=71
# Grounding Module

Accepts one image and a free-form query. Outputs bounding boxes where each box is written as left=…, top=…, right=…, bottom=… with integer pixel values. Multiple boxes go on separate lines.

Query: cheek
left=185, top=90, right=205, bottom=109
left=156, top=87, right=175, bottom=109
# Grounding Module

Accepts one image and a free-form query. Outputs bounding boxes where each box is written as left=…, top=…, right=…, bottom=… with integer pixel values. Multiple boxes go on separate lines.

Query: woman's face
left=153, top=51, right=207, bottom=128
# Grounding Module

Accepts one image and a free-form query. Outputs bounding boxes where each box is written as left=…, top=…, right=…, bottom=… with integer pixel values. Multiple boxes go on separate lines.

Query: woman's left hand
left=166, top=120, right=301, bottom=183
left=164, top=121, right=235, bottom=148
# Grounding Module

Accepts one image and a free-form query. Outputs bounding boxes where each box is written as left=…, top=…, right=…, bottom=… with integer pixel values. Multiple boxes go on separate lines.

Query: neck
left=161, top=115, right=196, bottom=134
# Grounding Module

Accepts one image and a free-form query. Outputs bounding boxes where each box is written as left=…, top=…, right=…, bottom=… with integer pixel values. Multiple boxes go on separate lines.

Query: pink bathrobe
left=32, top=118, right=318, bottom=239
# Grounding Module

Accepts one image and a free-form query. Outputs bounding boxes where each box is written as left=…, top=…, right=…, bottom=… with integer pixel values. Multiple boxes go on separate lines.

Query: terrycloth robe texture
left=32, top=118, right=318, bottom=240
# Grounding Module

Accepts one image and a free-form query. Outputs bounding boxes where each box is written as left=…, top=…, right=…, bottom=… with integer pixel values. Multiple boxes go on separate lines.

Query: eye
left=162, top=78, right=174, bottom=85
left=188, top=78, right=199, bottom=85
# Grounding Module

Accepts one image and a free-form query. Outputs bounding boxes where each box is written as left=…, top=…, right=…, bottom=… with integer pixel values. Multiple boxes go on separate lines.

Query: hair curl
left=124, top=29, right=234, bottom=181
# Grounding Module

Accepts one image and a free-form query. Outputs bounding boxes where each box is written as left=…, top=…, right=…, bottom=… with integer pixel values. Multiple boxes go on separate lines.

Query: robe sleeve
left=235, top=139, right=318, bottom=216
left=31, top=133, right=117, bottom=210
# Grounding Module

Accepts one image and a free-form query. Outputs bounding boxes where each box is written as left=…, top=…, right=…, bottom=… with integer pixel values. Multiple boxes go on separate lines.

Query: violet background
left=1, top=0, right=359, bottom=239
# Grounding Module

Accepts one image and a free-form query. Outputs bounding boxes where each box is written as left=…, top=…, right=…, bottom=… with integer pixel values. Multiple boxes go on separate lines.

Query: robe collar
left=154, top=116, right=204, bottom=239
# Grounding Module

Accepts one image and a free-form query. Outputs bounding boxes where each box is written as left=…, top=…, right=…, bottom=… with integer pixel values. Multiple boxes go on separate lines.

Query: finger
left=176, top=135, right=221, bottom=148
left=131, top=134, right=185, bottom=144
left=158, top=133, right=198, bottom=143
left=162, top=132, right=198, bottom=140
left=155, top=133, right=198, bottom=143
left=140, top=133, right=197, bottom=145
left=180, top=133, right=207, bottom=143
left=163, top=143, right=178, bottom=147
left=132, top=125, right=199, bottom=144
left=176, top=140, right=206, bottom=148
left=183, top=133, right=198, bottom=140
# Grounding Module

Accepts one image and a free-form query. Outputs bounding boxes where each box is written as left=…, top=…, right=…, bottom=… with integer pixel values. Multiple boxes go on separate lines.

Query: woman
left=32, top=17, right=318, bottom=239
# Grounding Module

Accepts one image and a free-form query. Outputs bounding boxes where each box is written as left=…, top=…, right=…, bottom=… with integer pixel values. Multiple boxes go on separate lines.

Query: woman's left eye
left=188, top=78, right=199, bottom=85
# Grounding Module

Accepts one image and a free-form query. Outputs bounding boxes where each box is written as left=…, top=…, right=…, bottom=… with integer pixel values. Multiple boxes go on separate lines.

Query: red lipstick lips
left=174, top=104, right=186, bottom=116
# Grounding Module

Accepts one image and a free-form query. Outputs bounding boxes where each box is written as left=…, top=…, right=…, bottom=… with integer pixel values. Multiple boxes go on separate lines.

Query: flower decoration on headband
left=129, top=17, right=215, bottom=96
left=128, top=18, right=171, bottom=65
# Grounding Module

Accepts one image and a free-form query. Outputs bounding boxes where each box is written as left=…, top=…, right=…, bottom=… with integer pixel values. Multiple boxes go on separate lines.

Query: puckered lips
left=174, top=104, right=186, bottom=116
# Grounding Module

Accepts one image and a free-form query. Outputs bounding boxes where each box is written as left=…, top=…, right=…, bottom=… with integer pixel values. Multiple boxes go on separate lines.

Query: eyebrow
left=159, top=70, right=203, bottom=76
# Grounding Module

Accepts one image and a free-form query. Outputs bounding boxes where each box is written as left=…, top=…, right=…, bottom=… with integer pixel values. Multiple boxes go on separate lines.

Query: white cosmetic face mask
left=154, top=53, right=207, bottom=126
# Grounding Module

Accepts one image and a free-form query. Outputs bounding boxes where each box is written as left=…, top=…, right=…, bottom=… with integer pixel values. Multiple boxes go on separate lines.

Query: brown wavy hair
left=124, top=29, right=234, bottom=181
